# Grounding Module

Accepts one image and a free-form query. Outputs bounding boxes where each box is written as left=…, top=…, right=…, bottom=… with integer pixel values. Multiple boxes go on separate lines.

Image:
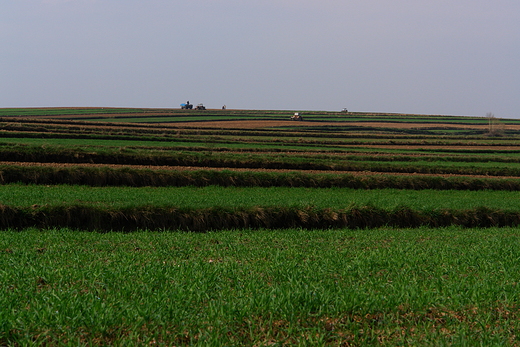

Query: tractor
left=195, top=103, right=206, bottom=110
left=291, top=113, right=303, bottom=121
left=180, top=101, right=193, bottom=109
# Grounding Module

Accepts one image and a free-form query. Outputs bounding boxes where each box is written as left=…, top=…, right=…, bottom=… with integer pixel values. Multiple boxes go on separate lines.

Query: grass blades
left=3, top=184, right=520, bottom=210
left=2, top=227, right=520, bottom=345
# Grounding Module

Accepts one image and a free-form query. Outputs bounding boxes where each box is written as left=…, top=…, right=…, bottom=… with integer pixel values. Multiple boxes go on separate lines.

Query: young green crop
left=2, top=227, right=520, bottom=345
left=2, top=184, right=520, bottom=210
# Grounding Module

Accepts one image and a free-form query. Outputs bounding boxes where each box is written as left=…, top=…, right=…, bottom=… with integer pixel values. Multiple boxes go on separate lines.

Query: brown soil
left=167, top=120, right=520, bottom=130
left=346, top=144, right=520, bottom=151
left=9, top=115, right=517, bottom=132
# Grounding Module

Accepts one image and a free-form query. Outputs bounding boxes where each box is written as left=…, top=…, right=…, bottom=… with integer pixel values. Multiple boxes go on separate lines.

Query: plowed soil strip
left=2, top=161, right=519, bottom=180
left=167, top=120, right=520, bottom=130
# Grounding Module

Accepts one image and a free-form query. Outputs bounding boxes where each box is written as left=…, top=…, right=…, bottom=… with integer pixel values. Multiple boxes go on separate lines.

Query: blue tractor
left=180, top=101, right=193, bottom=109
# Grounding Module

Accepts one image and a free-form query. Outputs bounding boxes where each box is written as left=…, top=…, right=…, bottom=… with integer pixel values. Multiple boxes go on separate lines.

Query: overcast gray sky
left=1, top=1, right=519, bottom=117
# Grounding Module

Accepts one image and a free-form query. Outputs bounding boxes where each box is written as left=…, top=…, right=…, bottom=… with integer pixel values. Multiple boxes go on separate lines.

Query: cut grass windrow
left=4, top=116, right=520, bottom=142
left=2, top=165, right=520, bottom=191
left=3, top=144, right=520, bottom=176
left=4, top=128, right=520, bottom=150
left=1, top=204, right=520, bottom=231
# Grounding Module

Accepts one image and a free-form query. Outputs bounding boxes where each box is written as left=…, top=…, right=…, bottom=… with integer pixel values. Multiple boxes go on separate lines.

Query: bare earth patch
left=168, top=120, right=520, bottom=130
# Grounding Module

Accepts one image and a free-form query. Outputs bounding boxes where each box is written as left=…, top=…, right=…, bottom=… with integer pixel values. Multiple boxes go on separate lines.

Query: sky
left=1, top=1, right=520, bottom=118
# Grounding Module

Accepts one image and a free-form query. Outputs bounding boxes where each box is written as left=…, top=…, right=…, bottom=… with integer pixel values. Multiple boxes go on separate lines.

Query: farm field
left=2, top=107, right=520, bottom=345
left=3, top=184, right=520, bottom=210
left=4, top=227, right=520, bottom=346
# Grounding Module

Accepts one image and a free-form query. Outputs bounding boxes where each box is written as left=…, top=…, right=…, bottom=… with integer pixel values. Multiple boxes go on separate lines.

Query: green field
left=3, top=227, right=520, bottom=346
left=2, top=108, right=520, bottom=345
left=2, top=184, right=520, bottom=210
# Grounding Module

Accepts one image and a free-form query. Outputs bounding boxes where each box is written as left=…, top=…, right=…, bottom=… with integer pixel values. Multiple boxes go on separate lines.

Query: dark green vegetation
left=4, top=184, right=520, bottom=210
left=3, top=227, right=520, bottom=345
left=3, top=184, right=520, bottom=231
left=3, top=165, right=520, bottom=190
left=1, top=107, right=520, bottom=231
left=2, top=108, right=520, bottom=345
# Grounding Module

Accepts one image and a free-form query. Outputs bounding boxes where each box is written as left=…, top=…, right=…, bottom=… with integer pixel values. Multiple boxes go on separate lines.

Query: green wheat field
left=2, top=108, right=520, bottom=345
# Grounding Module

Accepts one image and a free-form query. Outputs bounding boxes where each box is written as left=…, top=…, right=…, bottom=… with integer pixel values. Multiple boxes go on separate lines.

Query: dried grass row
left=1, top=204, right=519, bottom=232
left=1, top=165, right=519, bottom=191
left=3, top=146, right=520, bottom=176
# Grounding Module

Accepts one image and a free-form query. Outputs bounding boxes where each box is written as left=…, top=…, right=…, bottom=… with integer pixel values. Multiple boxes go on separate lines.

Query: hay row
left=1, top=204, right=519, bottom=232
left=1, top=165, right=519, bottom=191
left=2, top=146, right=520, bottom=176
left=2, top=119, right=513, bottom=142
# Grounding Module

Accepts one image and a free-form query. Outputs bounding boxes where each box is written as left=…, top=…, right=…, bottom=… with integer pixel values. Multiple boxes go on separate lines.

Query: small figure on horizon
left=180, top=101, right=193, bottom=109
left=291, top=113, right=303, bottom=121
